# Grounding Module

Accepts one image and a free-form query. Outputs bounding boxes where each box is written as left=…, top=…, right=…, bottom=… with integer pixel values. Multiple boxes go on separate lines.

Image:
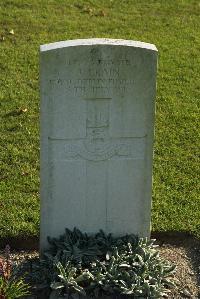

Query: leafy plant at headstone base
left=31, top=228, right=176, bottom=298
left=0, top=245, right=30, bottom=299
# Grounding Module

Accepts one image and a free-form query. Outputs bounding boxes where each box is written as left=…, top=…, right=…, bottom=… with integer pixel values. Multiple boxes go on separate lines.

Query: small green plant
left=51, top=262, right=92, bottom=296
left=32, top=228, right=176, bottom=298
left=0, top=245, right=30, bottom=299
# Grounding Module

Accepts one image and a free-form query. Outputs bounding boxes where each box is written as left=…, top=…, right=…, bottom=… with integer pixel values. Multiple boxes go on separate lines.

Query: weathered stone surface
left=40, top=39, right=157, bottom=250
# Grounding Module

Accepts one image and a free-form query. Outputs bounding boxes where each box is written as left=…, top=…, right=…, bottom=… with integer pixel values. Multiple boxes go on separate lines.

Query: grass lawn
left=0, top=0, right=199, bottom=241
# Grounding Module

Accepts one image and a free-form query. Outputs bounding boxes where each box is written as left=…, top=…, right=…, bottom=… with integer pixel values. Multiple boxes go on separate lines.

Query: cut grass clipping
left=31, top=228, right=176, bottom=299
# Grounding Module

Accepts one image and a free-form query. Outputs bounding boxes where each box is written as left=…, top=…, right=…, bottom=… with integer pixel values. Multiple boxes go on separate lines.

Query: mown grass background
left=0, top=0, right=199, bottom=241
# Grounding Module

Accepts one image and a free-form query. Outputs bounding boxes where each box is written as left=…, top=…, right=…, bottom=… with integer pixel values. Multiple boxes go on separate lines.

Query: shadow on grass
left=0, top=235, right=39, bottom=250
left=0, top=230, right=199, bottom=249
left=151, top=231, right=199, bottom=245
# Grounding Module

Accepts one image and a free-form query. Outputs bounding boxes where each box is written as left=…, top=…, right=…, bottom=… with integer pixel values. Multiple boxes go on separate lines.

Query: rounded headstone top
left=40, top=38, right=157, bottom=52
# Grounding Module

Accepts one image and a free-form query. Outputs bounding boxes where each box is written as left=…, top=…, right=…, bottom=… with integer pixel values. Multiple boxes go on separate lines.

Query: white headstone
left=40, top=38, right=157, bottom=250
